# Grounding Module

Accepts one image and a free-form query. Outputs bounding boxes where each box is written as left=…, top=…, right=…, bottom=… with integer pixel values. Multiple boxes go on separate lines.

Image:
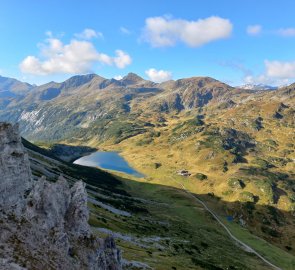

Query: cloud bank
left=265, top=60, right=295, bottom=78
left=20, top=31, right=132, bottom=75
left=244, top=60, right=295, bottom=86
left=142, top=16, right=233, bottom=47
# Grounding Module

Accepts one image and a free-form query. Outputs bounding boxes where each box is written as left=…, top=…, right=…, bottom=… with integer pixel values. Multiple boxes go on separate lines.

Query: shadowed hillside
left=23, top=138, right=295, bottom=270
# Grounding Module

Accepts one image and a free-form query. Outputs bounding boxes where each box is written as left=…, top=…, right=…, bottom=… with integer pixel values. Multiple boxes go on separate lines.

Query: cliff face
left=0, top=122, right=122, bottom=270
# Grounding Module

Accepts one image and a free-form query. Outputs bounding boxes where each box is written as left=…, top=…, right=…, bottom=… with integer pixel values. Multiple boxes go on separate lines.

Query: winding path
left=170, top=178, right=282, bottom=270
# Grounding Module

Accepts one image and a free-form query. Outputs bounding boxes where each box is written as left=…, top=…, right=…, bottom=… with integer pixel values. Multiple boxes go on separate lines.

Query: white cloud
left=277, top=28, right=295, bottom=37
left=145, top=68, right=172, bottom=83
left=243, top=60, right=295, bottom=86
left=244, top=74, right=290, bottom=86
left=120, top=27, right=131, bottom=35
left=75, top=28, right=103, bottom=40
left=244, top=74, right=272, bottom=85
left=20, top=37, right=132, bottom=75
left=114, top=75, right=123, bottom=80
left=113, top=50, right=132, bottom=68
left=142, top=16, right=232, bottom=47
left=246, top=25, right=262, bottom=36
left=265, top=60, right=295, bottom=78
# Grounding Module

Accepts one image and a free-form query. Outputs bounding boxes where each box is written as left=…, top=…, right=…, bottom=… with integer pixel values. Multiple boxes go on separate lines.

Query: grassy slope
left=25, top=140, right=294, bottom=269
left=96, top=97, right=294, bottom=250
left=123, top=177, right=294, bottom=270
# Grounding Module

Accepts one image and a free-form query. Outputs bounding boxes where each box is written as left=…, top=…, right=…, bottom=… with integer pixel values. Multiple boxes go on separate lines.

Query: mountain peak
left=173, top=76, right=224, bottom=89
left=121, top=73, right=145, bottom=85
left=62, top=74, right=104, bottom=89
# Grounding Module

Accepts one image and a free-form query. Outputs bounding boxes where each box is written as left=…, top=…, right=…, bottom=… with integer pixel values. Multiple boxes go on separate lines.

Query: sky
left=1, top=0, right=295, bottom=86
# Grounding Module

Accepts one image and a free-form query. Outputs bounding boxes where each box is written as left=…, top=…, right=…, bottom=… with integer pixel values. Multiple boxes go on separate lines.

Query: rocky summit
left=0, top=122, right=122, bottom=270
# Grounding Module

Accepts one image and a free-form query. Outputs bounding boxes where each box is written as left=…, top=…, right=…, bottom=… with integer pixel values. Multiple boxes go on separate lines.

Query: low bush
left=195, top=173, right=208, bottom=181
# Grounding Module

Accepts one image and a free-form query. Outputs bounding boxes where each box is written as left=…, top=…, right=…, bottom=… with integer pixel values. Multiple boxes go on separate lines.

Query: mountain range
left=0, top=73, right=283, bottom=142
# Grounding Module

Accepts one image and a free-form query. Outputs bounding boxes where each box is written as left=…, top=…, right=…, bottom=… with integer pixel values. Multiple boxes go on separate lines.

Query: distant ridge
left=0, top=72, right=294, bottom=142
left=0, top=75, right=33, bottom=95
left=239, top=83, right=277, bottom=91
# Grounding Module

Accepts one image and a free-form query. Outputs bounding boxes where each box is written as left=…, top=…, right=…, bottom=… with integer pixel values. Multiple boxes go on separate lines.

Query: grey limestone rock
left=66, top=180, right=91, bottom=238
left=0, top=123, right=32, bottom=216
left=0, top=122, right=122, bottom=270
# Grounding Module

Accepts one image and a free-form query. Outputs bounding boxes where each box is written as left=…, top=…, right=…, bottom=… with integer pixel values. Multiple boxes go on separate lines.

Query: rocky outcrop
left=0, top=122, right=122, bottom=270
left=0, top=122, right=32, bottom=216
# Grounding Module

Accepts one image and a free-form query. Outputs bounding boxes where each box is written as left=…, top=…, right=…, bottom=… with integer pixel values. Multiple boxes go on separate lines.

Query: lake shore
left=73, top=151, right=144, bottom=178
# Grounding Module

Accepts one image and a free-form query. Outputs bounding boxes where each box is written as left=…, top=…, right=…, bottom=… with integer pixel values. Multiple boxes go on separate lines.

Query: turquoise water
left=73, top=151, right=144, bottom=177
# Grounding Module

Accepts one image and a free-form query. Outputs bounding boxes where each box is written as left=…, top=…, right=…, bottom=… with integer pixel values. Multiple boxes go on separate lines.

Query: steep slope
left=0, top=73, right=161, bottom=142
left=147, top=76, right=239, bottom=112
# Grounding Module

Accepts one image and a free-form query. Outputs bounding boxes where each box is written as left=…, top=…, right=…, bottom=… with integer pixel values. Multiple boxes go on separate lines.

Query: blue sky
left=1, top=0, right=295, bottom=86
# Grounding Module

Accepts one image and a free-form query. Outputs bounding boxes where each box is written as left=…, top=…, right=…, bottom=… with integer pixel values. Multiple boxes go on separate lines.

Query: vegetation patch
left=239, top=191, right=255, bottom=202
left=195, top=173, right=208, bottom=181
left=228, top=178, right=245, bottom=189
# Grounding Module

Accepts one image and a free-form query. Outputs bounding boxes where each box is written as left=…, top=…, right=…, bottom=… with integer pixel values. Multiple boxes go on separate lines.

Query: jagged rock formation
left=0, top=122, right=122, bottom=270
left=0, top=122, right=32, bottom=216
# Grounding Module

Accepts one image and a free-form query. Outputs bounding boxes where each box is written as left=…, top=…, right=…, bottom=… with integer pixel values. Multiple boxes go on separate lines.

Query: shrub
left=261, top=225, right=280, bottom=237
left=223, top=161, right=228, bottom=172
left=228, top=178, right=245, bottom=189
left=195, top=115, right=205, bottom=126
left=254, top=180, right=274, bottom=204
left=154, top=163, right=162, bottom=169
left=253, top=158, right=274, bottom=169
left=195, top=173, right=208, bottom=181
left=239, top=191, right=255, bottom=202
left=264, top=139, right=278, bottom=147
left=251, top=117, right=263, bottom=131
left=289, top=194, right=295, bottom=202
left=286, top=143, right=294, bottom=148
left=136, top=137, right=153, bottom=146
left=222, top=190, right=233, bottom=196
